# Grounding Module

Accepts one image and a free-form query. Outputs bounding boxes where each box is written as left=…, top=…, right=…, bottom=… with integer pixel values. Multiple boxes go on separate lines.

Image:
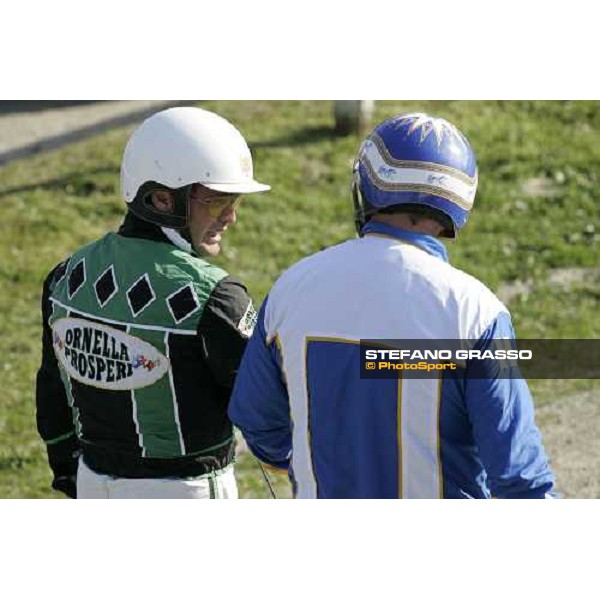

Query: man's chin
left=196, top=240, right=221, bottom=257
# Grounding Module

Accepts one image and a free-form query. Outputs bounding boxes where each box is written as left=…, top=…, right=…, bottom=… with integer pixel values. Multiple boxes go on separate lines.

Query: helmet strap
left=129, top=182, right=191, bottom=229
left=128, top=182, right=199, bottom=253
left=352, top=169, right=383, bottom=236
left=352, top=168, right=367, bottom=236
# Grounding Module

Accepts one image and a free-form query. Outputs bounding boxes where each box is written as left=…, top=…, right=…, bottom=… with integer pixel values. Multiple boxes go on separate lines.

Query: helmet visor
left=202, top=180, right=271, bottom=194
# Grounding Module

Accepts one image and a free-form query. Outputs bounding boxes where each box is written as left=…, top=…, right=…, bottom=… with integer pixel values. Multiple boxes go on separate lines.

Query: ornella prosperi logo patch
left=52, top=317, right=169, bottom=391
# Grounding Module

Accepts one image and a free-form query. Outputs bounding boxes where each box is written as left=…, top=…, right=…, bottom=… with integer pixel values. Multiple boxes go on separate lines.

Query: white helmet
left=120, top=106, right=270, bottom=228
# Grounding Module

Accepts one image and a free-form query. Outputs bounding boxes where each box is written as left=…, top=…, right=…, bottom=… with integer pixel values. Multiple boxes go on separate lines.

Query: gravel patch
left=537, top=390, right=600, bottom=498
left=0, top=100, right=185, bottom=165
left=497, top=267, right=600, bottom=303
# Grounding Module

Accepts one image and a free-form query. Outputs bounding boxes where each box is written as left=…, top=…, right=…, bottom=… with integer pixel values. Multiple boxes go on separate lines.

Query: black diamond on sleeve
left=94, top=266, right=118, bottom=307
left=68, top=259, right=86, bottom=299
left=167, top=285, right=200, bottom=324
left=126, top=274, right=156, bottom=317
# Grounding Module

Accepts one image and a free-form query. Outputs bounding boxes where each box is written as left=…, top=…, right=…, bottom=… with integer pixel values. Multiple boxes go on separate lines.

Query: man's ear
left=150, top=190, right=174, bottom=213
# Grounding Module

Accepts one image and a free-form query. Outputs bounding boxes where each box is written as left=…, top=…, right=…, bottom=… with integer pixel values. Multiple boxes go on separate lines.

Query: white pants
left=77, top=457, right=238, bottom=499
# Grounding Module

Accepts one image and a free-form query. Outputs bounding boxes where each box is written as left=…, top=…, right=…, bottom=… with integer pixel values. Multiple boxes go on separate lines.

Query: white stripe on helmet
left=360, top=136, right=477, bottom=210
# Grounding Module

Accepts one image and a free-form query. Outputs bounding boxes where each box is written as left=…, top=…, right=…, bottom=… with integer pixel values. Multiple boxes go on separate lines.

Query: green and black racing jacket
left=36, top=213, right=257, bottom=490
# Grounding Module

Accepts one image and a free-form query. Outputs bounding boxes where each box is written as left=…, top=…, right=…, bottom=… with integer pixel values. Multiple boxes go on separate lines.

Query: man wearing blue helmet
left=229, top=113, right=556, bottom=499
left=352, top=113, right=477, bottom=238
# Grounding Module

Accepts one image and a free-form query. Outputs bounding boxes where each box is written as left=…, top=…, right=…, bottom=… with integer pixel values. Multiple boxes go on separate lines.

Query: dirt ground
left=537, top=390, right=600, bottom=498
left=0, top=100, right=181, bottom=164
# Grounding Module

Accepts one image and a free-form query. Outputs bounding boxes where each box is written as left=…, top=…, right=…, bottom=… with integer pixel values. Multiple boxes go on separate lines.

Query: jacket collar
left=117, top=212, right=197, bottom=256
left=118, top=211, right=171, bottom=243
left=361, top=221, right=449, bottom=263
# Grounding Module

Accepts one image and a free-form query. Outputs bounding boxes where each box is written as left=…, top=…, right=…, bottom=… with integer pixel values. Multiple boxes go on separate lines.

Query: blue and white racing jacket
left=229, top=221, right=556, bottom=498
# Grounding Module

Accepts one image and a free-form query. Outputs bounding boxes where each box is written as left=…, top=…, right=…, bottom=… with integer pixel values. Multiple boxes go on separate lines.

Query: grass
left=0, top=100, right=599, bottom=498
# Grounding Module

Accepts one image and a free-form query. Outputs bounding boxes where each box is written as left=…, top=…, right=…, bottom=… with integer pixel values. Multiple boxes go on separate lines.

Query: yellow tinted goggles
left=192, top=195, right=243, bottom=217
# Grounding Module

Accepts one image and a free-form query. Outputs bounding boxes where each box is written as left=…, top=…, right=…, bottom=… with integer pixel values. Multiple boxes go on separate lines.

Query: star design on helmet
left=392, top=113, right=463, bottom=148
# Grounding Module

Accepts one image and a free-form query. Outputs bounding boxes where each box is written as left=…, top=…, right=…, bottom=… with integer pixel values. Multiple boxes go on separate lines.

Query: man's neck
left=371, top=214, right=443, bottom=237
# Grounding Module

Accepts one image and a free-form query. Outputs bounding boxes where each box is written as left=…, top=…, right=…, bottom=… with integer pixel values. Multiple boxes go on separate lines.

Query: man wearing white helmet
left=229, top=113, right=556, bottom=499
left=36, top=107, right=270, bottom=498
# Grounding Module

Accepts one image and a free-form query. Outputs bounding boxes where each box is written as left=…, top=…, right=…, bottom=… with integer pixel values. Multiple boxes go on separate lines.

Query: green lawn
left=1, top=100, right=598, bottom=498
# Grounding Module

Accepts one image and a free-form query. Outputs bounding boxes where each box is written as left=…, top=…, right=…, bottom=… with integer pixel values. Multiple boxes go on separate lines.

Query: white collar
left=160, top=227, right=194, bottom=254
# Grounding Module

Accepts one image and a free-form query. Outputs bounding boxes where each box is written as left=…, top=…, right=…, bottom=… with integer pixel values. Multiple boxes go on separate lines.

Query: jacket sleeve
left=36, top=261, right=79, bottom=497
left=197, top=276, right=257, bottom=391
left=464, top=312, right=556, bottom=499
left=228, top=297, right=292, bottom=470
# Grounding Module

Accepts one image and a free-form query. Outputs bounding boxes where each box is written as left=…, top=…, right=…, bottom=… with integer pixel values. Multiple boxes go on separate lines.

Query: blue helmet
left=352, top=112, right=478, bottom=238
